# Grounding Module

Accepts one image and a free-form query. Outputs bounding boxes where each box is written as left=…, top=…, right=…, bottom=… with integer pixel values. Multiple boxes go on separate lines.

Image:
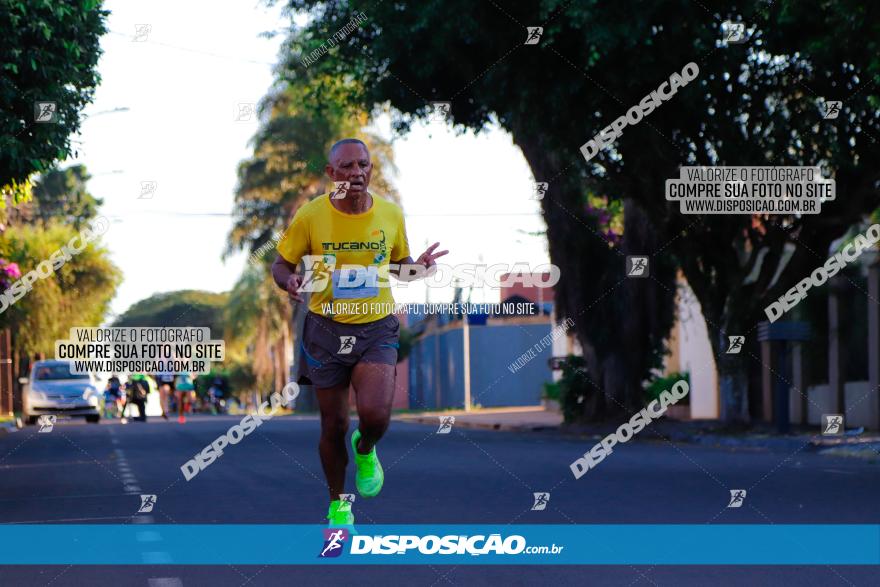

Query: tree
left=113, top=290, right=228, bottom=335
left=6, top=164, right=103, bottom=229
left=277, top=0, right=678, bottom=417
left=0, top=0, right=107, bottom=206
left=225, top=81, right=400, bottom=261
left=279, top=0, right=880, bottom=422
left=224, top=264, right=291, bottom=396
left=0, top=222, right=121, bottom=377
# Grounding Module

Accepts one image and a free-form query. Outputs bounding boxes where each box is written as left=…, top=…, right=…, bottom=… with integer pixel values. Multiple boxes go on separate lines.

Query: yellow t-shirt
left=276, top=193, right=411, bottom=324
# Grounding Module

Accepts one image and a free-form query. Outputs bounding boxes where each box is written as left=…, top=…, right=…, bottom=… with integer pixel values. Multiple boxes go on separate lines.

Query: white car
left=21, top=360, right=102, bottom=425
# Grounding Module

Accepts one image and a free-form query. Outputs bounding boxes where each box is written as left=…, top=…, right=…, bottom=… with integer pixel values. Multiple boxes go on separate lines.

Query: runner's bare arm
left=271, top=254, right=305, bottom=302
left=389, top=242, right=449, bottom=281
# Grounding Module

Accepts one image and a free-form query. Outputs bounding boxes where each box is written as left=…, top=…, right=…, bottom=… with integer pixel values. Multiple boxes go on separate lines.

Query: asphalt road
left=0, top=414, right=877, bottom=586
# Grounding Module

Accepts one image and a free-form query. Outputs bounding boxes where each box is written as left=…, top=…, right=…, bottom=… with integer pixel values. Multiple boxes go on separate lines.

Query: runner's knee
left=358, top=409, right=389, bottom=438
left=321, top=413, right=350, bottom=438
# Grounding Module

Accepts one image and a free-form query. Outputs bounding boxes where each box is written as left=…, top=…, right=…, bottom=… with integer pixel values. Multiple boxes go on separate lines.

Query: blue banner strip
left=0, top=525, right=877, bottom=565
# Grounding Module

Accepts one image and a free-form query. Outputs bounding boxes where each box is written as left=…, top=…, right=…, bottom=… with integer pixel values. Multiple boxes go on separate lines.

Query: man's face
left=326, top=144, right=372, bottom=196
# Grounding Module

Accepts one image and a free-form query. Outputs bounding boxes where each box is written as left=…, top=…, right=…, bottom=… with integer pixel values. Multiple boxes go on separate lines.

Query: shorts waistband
left=307, top=311, right=397, bottom=327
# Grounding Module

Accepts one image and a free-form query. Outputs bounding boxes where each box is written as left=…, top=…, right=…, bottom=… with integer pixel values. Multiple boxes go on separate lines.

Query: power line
left=108, top=31, right=276, bottom=67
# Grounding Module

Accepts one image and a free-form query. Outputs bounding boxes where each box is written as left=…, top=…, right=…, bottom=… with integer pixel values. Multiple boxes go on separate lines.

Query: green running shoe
left=327, top=499, right=355, bottom=527
left=351, top=429, right=384, bottom=498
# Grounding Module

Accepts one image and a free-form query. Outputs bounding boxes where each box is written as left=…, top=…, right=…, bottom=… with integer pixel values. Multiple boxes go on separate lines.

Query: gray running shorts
left=298, top=311, right=400, bottom=389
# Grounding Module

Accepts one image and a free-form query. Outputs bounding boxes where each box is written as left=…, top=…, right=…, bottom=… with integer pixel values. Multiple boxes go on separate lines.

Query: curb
left=660, top=431, right=880, bottom=453
left=396, top=415, right=558, bottom=432
left=817, top=444, right=880, bottom=460
left=0, top=424, right=18, bottom=437
left=395, top=416, right=879, bottom=458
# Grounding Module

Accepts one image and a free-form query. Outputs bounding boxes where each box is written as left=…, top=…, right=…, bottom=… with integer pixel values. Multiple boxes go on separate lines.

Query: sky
left=67, top=0, right=549, bottom=320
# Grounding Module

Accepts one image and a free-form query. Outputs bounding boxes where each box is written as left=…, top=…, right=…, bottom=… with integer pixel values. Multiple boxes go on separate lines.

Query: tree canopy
left=227, top=79, right=400, bottom=260
left=0, top=222, right=121, bottom=357
left=7, top=165, right=103, bottom=230
left=113, top=290, right=228, bottom=337
left=0, top=0, right=107, bottom=205
left=279, top=0, right=880, bottom=420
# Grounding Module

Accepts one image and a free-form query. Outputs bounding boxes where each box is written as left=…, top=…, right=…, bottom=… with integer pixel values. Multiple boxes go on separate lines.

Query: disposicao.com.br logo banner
left=324, top=531, right=564, bottom=560
left=1, top=525, right=878, bottom=565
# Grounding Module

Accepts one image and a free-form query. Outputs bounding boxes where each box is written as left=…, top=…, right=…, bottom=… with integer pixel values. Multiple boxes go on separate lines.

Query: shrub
left=557, top=355, right=592, bottom=423
left=542, top=381, right=560, bottom=400
left=644, top=371, right=690, bottom=406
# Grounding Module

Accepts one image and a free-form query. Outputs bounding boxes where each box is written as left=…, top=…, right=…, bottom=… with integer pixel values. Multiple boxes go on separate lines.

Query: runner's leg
left=160, top=384, right=169, bottom=419
left=351, top=363, right=396, bottom=453
left=177, top=391, right=187, bottom=423
left=316, top=383, right=351, bottom=500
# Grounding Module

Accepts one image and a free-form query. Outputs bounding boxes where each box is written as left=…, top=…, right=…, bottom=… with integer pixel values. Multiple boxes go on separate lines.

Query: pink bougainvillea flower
left=5, top=262, right=21, bottom=279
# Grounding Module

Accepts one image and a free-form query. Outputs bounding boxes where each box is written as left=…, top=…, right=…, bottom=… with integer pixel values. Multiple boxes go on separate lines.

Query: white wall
left=674, top=280, right=719, bottom=419
left=797, top=381, right=879, bottom=430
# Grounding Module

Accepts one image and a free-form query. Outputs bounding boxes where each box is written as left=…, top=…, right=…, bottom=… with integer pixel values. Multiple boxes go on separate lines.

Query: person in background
left=154, top=370, right=175, bottom=421
left=174, top=371, right=195, bottom=424
left=126, top=374, right=150, bottom=423
left=104, top=374, right=125, bottom=421
left=208, top=375, right=226, bottom=414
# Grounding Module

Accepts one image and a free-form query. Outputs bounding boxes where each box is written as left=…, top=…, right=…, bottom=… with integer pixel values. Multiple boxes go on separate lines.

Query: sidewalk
left=0, top=417, right=20, bottom=436
left=644, top=420, right=880, bottom=460
left=393, top=408, right=880, bottom=460
left=394, top=406, right=563, bottom=431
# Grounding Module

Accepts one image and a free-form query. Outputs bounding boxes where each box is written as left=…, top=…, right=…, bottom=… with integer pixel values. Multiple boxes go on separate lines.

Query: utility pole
left=457, top=281, right=473, bottom=412
left=463, top=309, right=471, bottom=412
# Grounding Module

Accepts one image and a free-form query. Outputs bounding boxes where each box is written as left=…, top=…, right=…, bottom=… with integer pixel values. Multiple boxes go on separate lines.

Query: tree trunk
left=717, top=352, right=750, bottom=424
left=512, top=135, right=676, bottom=422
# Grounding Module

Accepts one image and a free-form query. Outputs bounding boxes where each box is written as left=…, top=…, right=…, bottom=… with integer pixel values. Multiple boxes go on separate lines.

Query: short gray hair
left=328, top=138, right=368, bottom=162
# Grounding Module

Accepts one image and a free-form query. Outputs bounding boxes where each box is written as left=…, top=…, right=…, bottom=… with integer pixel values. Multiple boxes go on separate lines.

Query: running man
left=272, top=138, right=447, bottom=527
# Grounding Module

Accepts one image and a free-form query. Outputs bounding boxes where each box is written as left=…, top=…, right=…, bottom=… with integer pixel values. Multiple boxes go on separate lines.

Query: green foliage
left=31, top=165, right=102, bottom=229
left=0, top=177, right=33, bottom=208
left=0, top=0, right=108, bottom=194
left=645, top=371, right=690, bottom=406
left=541, top=381, right=560, bottom=401
left=194, top=370, right=228, bottom=393
left=557, top=355, right=592, bottom=424
left=113, top=290, right=229, bottom=337
left=193, top=364, right=254, bottom=401
left=226, top=81, right=400, bottom=259
left=0, top=222, right=121, bottom=356
left=223, top=264, right=288, bottom=346
left=222, top=263, right=291, bottom=392
left=225, top=361, right=255, bottom=398
left=397, top=324, right=416, bottom=363
left=282, top=0, right=880, bottom=421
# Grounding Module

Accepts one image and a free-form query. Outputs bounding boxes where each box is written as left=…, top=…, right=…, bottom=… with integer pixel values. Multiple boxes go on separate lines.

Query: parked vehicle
left=20, top=360, right=102, bottom=425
